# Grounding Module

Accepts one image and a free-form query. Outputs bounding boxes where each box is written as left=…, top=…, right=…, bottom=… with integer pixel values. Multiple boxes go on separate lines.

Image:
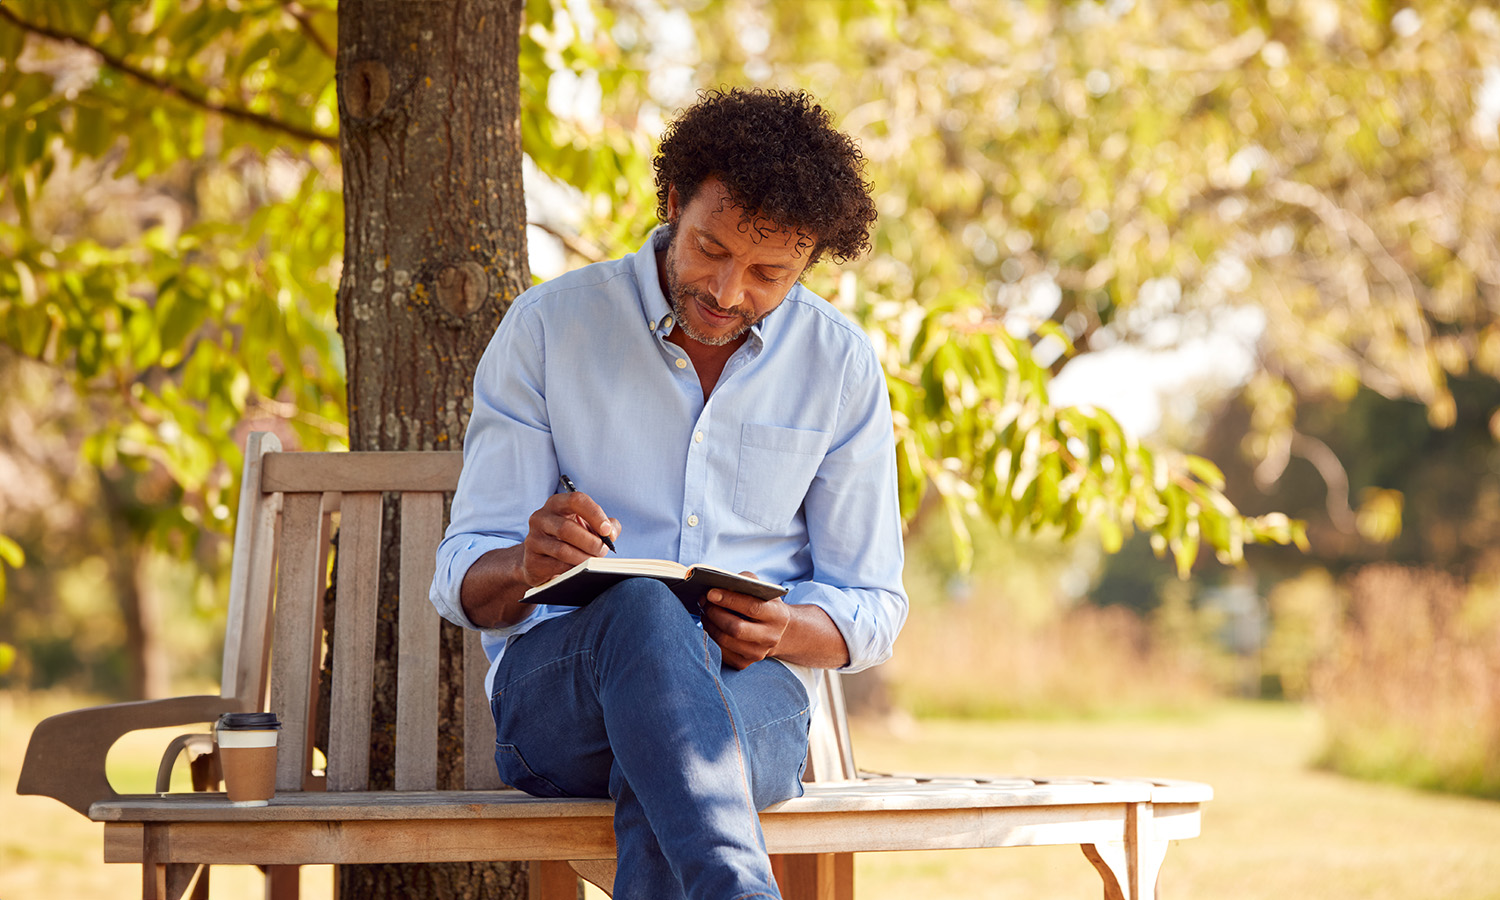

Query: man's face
left=661, top=177, right=815, bottom=348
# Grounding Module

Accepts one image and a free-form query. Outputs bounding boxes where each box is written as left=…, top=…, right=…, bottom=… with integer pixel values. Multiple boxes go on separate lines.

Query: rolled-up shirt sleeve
left=430, top=301, right=556, bottom=633
left=786, top=345, right=907, bottom=673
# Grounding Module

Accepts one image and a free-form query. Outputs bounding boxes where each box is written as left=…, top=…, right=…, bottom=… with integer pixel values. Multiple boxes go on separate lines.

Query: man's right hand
left=458, top=492, right=620, bottom=629
left=520, top=491, right=621, bottom=587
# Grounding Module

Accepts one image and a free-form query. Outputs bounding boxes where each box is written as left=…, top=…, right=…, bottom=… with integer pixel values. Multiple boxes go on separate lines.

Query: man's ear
left=666, top=183, right=681, bottom=223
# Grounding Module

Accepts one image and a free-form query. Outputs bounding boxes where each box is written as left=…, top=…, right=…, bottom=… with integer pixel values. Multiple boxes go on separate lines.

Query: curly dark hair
left=654, top=88, right=877, bottom=267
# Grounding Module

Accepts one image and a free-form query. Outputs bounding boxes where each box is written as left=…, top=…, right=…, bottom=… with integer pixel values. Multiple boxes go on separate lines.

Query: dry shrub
left=1260, top=568, right=1345, bottom=700
left=1313, top=565, right=1500, bottom=798
left=887, top=589, right=1224, bottom=719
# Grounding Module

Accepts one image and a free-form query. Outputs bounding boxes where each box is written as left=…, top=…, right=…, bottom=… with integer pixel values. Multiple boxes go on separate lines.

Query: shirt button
left=663, top=316, right=674, bottom=328
left=694, top=431, right=704, bottom=443
left=648, top=319, right=657, bottom=330
left=687, top=514, right=699, bottom=527
left=675, top=358, right=687, bottom=369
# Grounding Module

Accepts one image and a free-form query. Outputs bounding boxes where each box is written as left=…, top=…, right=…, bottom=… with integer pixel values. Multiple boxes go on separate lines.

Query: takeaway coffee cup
left=216, top=712, right=282, bottom=806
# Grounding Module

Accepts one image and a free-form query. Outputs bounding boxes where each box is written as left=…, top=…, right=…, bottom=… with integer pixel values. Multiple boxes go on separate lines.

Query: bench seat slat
left=396, top=492, right=444, bottom=791
left=98, top=799, right=1204, bottom=865
left=327, top=492, right=384, bottom=791
left=89, top=777, right=1199, bottom=822
left=269, top=493, right=328, bottom=793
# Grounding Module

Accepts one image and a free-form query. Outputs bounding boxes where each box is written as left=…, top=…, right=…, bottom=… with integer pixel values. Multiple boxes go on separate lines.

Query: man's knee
left=576, top=578, right=728, bottom=687
left=585, top=577, right=699, bottom=643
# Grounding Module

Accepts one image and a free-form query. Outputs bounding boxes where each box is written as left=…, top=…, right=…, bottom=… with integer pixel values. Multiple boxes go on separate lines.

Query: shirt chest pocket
left=733, top=423, right=831, bottom=531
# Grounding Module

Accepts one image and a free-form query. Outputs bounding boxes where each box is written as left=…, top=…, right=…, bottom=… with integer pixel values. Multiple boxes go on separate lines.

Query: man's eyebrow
left=692, top=226, right=801, bottom=269
left=691, top=227, right=728, bottom=250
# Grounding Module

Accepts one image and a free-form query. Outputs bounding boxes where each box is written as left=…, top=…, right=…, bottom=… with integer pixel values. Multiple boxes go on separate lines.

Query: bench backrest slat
left=222, top=432, right=284, bottom=706
left=270, top=491, right=330, bottom=793
left=263, top=451, right=464, bottom=493
left=395, top=492, right=444, bottom=791
left=807, top=669, right=858, bottom=781
left=327, top=491, right=384, bottom=791
left=464, top=629, right=504, bottom=789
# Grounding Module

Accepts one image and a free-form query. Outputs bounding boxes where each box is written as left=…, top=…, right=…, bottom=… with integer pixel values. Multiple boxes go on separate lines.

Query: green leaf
left=0, top=534, right=23, bottom=568
left=1184, top=455, right=1226, bottom=490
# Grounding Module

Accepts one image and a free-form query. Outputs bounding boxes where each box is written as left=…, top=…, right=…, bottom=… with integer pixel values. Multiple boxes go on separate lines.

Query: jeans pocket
left=749, top=706, right=811, bottom=809
left=494, top=742, right=571, bottom=798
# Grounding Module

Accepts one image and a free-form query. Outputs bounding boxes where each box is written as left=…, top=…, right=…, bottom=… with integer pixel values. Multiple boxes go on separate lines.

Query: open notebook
left=522, top=557, right=787, bottom=613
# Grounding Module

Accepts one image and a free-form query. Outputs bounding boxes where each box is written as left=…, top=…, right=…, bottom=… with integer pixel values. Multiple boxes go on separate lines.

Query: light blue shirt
left=430, top=229, right=908, bottom=700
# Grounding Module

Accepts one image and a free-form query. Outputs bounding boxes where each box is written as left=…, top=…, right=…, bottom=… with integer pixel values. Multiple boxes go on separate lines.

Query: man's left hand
left=701, top=580, right=791, bottom=670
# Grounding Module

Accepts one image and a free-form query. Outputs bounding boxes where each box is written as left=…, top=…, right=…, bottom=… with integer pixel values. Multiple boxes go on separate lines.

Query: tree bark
left=335, top=0, right=530, bottom=896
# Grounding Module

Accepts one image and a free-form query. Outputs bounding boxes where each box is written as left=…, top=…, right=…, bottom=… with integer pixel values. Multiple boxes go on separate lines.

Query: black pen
left=558, top=474, right=616, bottom=553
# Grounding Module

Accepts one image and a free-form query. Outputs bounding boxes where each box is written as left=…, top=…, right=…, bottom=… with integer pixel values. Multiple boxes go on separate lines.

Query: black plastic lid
left=218, top=711, right=283, bottom=730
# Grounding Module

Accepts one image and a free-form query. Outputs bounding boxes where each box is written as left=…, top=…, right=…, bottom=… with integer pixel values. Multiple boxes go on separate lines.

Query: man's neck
left=666, top=328, right=744, bottom=400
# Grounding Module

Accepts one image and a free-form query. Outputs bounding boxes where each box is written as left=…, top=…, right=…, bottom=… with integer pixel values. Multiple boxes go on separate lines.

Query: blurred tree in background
left=0, top=0, right=1321, bottom=699
left=0, top=0, right=347, bottom=694
left=679, top=0, right=1499, bottom=562
left=3, top=0, right=1497, bottom=775
left=0, top=0, right=1495, bottom=809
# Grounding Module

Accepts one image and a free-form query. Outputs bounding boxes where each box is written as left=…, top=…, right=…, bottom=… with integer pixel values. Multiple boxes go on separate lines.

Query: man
left=430, top=88, right=907, bottom=900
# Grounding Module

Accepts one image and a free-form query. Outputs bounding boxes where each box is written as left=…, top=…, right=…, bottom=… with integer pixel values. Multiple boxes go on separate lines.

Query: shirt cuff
left=784, top=581, right=899, bottom=674
left=430, top=534, right=519, bottom=631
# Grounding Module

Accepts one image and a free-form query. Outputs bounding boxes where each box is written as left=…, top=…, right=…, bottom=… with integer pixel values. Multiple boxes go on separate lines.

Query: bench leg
left=771, top=852, right=854, bottom=900
left=142, top=857, right=205, bottom=900
left=264, top=865, right=301, bottom=900
left=191, top=865, right=211, bottom=900
left=1082, top=803, right=1167, bottom=900
left=142, top=825, right=171, bottom=900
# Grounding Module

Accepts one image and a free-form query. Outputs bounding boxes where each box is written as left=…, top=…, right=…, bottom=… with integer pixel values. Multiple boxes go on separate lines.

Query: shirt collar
left=632, top=225, right=777, bottom=347
left=633, top=227, right=675, bottom=336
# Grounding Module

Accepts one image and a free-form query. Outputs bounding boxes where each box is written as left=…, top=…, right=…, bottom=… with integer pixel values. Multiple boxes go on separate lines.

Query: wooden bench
left=18, top=432, right=1212, bottom=900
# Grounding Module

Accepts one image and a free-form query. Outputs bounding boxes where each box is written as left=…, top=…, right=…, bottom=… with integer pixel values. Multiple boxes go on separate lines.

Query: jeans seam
left=704, top=631, right=760, bottom=824
left=743, top=705, right=810, bottom=737
left=492, top=647, right=593, bottom=702
left=493, top=743, right=573, bottom=798
left=492, top=648, right=596, bottom=800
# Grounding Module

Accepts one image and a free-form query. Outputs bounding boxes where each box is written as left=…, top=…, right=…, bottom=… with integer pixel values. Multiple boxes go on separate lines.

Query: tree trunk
left=102, top=479, right=170, bottom=700
left=125, top=546, right=171, bottom=699
left=334, top=0, right=530, bottom=896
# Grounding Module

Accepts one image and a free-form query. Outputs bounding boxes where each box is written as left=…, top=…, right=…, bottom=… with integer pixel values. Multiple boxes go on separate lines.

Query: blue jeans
left=490, top=578, right=812, bottom=900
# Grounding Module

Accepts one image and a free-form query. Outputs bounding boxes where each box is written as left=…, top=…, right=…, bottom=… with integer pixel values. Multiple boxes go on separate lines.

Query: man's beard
left=663, top=237, right=759, bottom=347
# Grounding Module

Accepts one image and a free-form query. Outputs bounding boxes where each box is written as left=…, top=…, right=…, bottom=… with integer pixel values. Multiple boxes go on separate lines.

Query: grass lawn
left=5, top=692, right=1498, bottom=899
left=849, top=703, right=1500, bottom=900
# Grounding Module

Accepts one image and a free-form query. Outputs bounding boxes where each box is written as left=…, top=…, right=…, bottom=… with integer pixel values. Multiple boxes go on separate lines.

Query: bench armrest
left=155, top=732, right=221, bottom=793
left=17, top=695, right=247, bottom=817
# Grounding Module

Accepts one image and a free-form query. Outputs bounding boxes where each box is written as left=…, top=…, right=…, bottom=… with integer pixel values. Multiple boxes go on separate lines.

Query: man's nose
left=708, top=261, right=748, bottom=308
left=699, top=256, right=729, bottom=298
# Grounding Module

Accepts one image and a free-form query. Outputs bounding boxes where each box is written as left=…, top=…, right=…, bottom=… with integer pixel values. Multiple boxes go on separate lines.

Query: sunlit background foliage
left=2, top=0, right=1497, bottom=797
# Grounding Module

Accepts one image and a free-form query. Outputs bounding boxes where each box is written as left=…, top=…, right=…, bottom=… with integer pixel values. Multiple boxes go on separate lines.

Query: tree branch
left=282, top=1, right=335, bottom=61
left=1291, top=431, right=1357, bottom=534
left=528, top=219, right=608, bottom=264
left=0, top=5, right=338, bottom=150
left=1266, top=176, right=1432, bottom=386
